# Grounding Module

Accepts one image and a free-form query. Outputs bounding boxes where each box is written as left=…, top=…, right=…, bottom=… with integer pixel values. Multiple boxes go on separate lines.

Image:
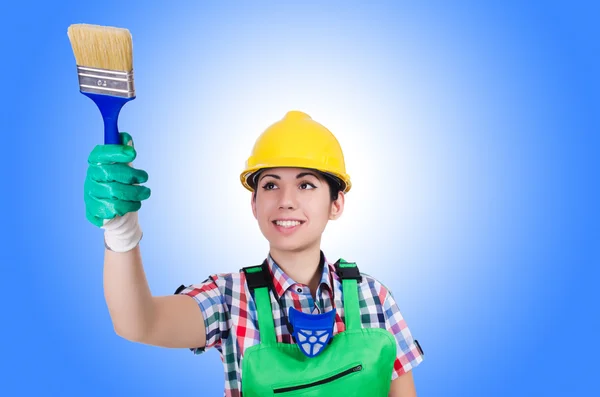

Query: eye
left=300, top=182, right=316, bottom=190
left=262, top=182, right=277, bottom=190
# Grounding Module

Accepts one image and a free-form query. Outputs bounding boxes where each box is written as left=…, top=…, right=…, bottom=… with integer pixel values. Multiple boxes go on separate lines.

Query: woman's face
left=251, top=167, right=344, bottom=253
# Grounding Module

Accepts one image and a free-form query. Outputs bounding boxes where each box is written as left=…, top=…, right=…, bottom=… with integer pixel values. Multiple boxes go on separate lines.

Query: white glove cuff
left=102, top=211, right=143, bottom=253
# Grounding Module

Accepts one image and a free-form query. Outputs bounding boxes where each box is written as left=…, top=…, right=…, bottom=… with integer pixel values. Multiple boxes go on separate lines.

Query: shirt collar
left=265, top=251, right=334, bottom=298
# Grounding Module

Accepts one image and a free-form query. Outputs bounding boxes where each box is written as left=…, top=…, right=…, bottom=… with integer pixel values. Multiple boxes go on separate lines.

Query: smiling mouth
left=272, top=220, right=305, bottom=228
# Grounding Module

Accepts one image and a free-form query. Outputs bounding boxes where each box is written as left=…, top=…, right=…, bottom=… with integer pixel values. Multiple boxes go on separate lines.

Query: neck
left=269, top=243, right=323, bottom=295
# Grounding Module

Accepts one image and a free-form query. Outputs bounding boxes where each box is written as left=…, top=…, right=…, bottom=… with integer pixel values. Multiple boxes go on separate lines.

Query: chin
left=268, top=237, right=319, bottom=254
left=269, top=240, right=306, bottom=253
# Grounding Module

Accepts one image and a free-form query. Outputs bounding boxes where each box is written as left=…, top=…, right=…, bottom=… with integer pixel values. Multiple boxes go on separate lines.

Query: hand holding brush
left=68, top=24, right=151, bottom=252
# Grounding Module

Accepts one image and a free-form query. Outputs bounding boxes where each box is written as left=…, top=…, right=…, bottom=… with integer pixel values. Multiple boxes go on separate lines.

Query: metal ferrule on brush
left=77, top=66, right=135, bottom=98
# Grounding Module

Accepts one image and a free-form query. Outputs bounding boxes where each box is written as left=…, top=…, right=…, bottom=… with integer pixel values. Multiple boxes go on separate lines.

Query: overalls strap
left=242, top=265, right=277, bottom=344
left=334, top=259, right=363, bottom=331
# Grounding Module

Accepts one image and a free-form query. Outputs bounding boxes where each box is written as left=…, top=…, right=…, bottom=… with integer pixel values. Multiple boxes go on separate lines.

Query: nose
left=278, top=185, right=297, bottom=210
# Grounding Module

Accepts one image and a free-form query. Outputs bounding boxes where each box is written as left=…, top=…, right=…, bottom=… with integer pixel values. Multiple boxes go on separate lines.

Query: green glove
left=84, top=132, right=151, bottom=228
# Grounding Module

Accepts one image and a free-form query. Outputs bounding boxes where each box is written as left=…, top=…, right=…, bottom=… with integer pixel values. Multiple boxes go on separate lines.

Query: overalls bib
left=240, top=260, right=397, bottom=396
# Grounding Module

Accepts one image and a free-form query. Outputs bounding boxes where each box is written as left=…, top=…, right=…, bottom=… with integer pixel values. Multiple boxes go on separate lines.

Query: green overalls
left=240, top=260, right=397, bottom=396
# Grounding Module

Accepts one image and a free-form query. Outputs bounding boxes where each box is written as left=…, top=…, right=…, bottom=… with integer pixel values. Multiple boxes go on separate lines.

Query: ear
left=251, top=192, right=258, bottom=220
left=329, top=191, right=345, bottom=220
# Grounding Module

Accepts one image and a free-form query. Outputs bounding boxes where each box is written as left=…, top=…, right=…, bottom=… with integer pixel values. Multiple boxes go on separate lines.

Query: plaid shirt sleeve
left=379, top=282, right=424, bottom=380
left=176, top=275, right=230, bottom=355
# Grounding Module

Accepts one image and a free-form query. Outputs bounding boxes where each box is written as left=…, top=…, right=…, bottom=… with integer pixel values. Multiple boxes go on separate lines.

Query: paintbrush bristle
left=67, top=24, right=133, bottom=71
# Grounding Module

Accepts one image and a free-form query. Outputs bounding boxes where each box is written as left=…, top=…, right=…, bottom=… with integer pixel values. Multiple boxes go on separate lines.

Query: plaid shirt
left=178, top=253, right=424, bottom=397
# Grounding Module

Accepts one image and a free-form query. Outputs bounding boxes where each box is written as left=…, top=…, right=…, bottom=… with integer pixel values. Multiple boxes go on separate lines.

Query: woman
left=85, top=111, right=424, bottom=396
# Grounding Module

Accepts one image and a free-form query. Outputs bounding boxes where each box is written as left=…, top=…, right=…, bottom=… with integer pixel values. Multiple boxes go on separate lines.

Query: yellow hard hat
left=240, top=111, right=352, bottom=193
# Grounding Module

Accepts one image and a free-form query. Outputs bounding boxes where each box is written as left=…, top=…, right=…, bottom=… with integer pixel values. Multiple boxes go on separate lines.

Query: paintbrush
left=67, top=23, right=135, bottom=144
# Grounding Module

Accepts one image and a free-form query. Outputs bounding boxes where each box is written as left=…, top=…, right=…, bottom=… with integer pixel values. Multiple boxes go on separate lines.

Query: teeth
left=275, top=220, right=302, bottom=228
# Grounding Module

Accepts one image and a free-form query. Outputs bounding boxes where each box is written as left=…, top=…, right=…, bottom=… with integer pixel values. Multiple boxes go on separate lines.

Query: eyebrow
left=259, top=172, right=320, bottom=182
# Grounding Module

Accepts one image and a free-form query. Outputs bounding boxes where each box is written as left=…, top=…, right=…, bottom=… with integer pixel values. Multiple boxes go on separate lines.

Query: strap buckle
left=242, top=264, right=270, bottom=290
left=334, top=259, right=362, bottom=282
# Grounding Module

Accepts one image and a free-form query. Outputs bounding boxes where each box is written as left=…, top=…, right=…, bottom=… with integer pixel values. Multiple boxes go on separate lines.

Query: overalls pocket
left=272, top=363, right=363, bottom=394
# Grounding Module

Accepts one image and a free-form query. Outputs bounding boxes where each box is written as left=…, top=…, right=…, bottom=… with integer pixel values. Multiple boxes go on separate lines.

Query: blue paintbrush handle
left=82, top=92, right=135, bottom=145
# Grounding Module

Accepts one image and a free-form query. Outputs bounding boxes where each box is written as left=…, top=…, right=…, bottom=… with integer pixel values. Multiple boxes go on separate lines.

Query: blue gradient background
left=2, top=1, right=598, bottom=396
